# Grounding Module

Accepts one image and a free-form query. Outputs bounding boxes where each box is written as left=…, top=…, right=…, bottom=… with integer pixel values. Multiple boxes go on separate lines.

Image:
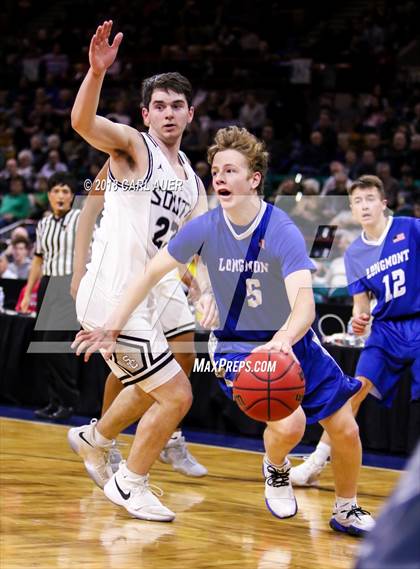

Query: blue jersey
left=344, top=216, right=420, bottom=320
left=168, top=202, right=315, bottom=348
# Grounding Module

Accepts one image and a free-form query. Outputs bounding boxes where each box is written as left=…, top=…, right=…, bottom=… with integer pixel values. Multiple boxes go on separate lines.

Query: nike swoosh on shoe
left=78, top=432, right=94, bottom=447
left=115, top=478, right=131, bottom=500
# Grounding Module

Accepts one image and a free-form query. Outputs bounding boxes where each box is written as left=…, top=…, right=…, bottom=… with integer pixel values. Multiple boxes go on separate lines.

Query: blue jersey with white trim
left=168, top=202, right=315, bottom=346
left=344, top=216, right=420, bottom=320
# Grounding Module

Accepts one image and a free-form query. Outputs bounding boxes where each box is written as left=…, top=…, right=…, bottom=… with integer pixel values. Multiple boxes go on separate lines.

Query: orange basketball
left=233, top=351, right=305, bottom=422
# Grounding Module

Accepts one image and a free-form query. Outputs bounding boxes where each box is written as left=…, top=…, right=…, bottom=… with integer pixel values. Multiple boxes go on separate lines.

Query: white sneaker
left=330, top=502, right=375, bottom=537
left=263, top=457, right=297, bottom=519
left=104, top=463, right=175, bottom=522
left=67, top=419, right=113, bottom=488
left=107, top=440, right=123, bottom=474
left=289, top=454, right=327, bottom=487
left=159, top=433, right=208, bottom=477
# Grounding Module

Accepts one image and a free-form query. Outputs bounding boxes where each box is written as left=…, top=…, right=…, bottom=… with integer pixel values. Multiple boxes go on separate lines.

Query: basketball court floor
left=0, top=413, right=402, bottom=569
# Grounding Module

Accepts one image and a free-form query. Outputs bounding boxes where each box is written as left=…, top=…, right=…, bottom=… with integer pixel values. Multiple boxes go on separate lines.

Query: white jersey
left=86, top=132, right=200, bottom=300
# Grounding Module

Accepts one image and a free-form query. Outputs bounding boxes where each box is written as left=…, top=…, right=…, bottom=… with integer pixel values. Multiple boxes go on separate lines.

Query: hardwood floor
left=0, top=417, right=402, bottom=569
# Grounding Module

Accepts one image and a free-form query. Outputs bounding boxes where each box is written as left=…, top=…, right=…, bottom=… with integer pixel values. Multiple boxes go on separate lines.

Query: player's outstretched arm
left=72, top=248, right=179, bottom=361
left=177, top=178, right=218, bottom=327
left=71, top=20, right=134, bottom=154
left=253, top=269, right=315, bottom=354
left=71, top=160, right=108, bottom=299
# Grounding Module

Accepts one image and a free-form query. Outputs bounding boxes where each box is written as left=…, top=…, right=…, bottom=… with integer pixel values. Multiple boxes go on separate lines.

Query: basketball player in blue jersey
left=291, top=175, right=420, bottom=487
left=67, top=21, right=216, bottom=522
left=73, top=127, right=375, bottom=536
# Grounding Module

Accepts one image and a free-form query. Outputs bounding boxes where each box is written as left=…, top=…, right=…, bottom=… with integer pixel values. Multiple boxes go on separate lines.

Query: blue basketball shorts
left=356, top=317, right=420, bottom=407
left=212, top=329, right=361, bottom=424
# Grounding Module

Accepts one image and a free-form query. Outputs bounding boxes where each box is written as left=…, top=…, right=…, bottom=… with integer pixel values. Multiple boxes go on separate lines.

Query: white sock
left=335, top=496, right=357, bottom=510
left=313, top=441, right=330, bottom=464
left=265, top=455, right=288, bottom=469
left=93, top=427, right=112, bottom=447
left=170, top=430, right=182, bottom=441
left=120, top=462, right=147, bottom=483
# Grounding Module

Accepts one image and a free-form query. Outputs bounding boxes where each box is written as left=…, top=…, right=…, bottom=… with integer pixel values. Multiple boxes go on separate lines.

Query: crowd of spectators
left=1, top=0, right=420, bottom=306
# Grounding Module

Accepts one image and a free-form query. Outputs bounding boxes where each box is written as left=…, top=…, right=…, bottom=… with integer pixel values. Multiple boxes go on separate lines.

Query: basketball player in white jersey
left=72, top=160, right=208, bottom=478
left=67, top=21, right=215, bottom=521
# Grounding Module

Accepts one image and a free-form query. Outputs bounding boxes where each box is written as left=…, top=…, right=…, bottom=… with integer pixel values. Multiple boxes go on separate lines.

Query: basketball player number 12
left=246, top=278, right=262, bottom=308
left=382, top=269, right=406, bottom=302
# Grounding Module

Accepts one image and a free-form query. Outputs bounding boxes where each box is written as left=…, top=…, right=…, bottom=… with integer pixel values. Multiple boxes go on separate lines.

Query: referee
left=22, top=173, right=81, bottom=420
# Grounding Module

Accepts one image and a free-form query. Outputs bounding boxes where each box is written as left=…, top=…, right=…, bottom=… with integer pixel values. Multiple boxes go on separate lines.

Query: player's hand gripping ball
left=233, top=352, right=305, bottom=422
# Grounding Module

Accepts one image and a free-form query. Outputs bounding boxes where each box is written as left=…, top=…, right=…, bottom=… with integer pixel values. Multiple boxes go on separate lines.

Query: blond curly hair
left=207, top=126, right=268, bottom=194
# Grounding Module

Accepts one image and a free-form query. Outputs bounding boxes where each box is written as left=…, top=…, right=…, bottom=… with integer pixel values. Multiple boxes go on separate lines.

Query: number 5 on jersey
left=246, top=278, right=262, bottom=308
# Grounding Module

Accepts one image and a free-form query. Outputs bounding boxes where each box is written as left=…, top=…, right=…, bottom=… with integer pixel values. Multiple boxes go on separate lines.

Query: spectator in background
left=10, top=226, right=30, bottom=242
left=106, top=99, right=131, bottom=125
left=355, top=149, right=377, bottom=176
left=322, top=161, right=347, bottom=194
left=323, top=171, right=352, bottom=197
left=327, top=231, right=352, bottom=292
left=239, top=93, right=266, bottom=134
left=400, top=166, right=417, bottom=200
left=386, top=131, right=409, bottom=178
left=313, top=110, right=337, bottom=160
left=46, top=134, right=62, bottom=152
left=297, top=131, right=329, bottom=176
left=0, top=251, right=17, bottom=279
left=0, top=158, right=19, bottom=191
left=31, top=175, right=50, bottom=218
left=0, top=176, right=30, bottom=227
left=302, top=178, right=320, bottom=195
left=28, top=134, right=47, bottom=171
left=194, top=160, right=212, bottom=191
left=408, top=133, right=420, bottom=179
left=182, top=122, right=209, bottom=164
left=394, top=191, right=413, bottom=217
left=271, top=178, right=299, bottom=215
left=335, top=132, right=350, bottom=162
left=39, top=149, right=68, bottom=179
left=376, top=162, right=400, bottom=209
left=344, top=148, right=359, bottom=179
left=17, top=149, right=35, bottom=187
left=364, top=132, right=384, bottom=159
left=261, top=124, right=286, bottom=172
left=41, top=42, right=69, bottom=78
left=8, top=236, right=32, bottom=279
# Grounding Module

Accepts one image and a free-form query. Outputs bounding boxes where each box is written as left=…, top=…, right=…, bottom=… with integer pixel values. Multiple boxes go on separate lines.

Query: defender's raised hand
left=89, top=20, right=123, bottom=76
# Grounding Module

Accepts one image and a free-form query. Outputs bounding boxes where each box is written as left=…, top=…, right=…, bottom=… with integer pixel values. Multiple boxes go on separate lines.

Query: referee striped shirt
left=35, top=209, right=80, bottom=276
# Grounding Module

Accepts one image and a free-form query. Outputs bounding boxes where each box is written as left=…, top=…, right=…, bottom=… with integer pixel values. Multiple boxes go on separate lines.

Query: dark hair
left=11, top=236, right=30, bottom=249
left=349, top=175, right=385, bottom=199
left=47, top=172, right=77, bottom=193
left=141, top=72, right=193, bottom=109
left=9, top=175, right=26, bottom=190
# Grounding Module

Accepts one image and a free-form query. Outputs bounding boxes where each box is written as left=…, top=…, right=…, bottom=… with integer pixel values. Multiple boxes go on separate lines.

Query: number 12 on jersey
left=382, top=269, right=406, bottom=302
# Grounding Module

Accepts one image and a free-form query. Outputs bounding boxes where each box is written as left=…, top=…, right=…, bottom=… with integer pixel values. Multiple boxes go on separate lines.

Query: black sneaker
left=51, top=406, right=74, bottom=420
left=34, top=403, right=57, bottom=419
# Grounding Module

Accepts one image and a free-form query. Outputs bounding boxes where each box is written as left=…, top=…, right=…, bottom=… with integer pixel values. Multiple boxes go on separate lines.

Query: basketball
left=233, top=352, right=305, bottom=422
